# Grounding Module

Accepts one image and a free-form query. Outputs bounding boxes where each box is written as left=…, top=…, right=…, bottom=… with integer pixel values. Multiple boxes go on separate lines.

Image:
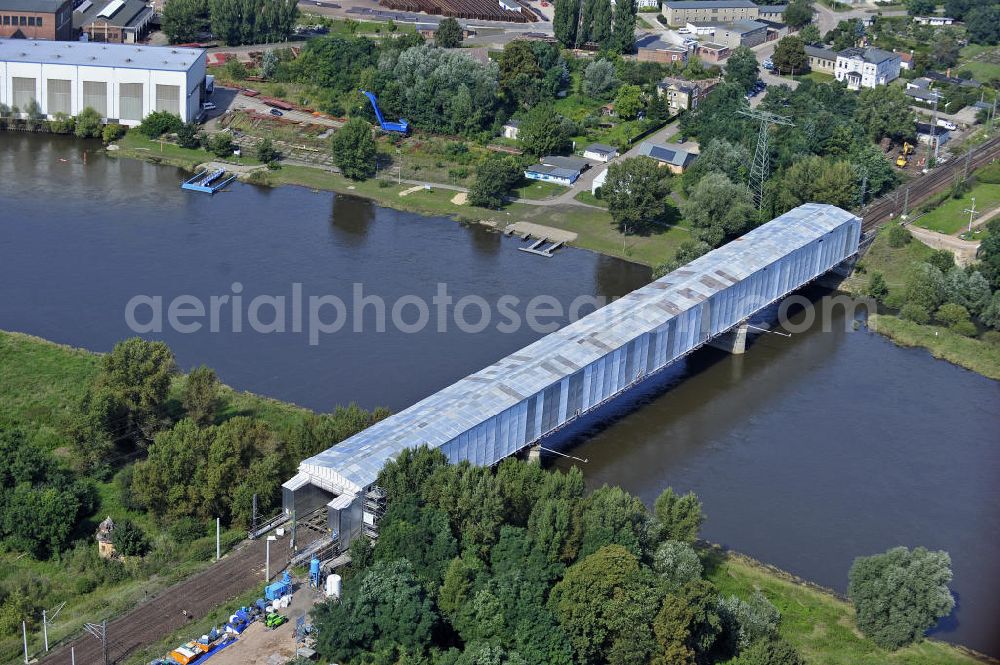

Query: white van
left=937, top=119, right=957, bottom=131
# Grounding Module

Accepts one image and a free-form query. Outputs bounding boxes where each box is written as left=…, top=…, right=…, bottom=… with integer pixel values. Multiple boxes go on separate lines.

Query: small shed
left=583, top=143, right=618, bottom=162
left=502, top=118, right=521, bottom=140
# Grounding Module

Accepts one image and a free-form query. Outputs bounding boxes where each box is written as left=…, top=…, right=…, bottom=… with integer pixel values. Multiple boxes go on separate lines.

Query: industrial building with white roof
left=0, top=38, right=206, bottom=123
left=283, top=203, right=862, bottom=547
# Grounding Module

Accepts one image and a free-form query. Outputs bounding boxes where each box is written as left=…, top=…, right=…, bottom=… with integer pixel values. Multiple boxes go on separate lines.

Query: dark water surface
left=2, top=134, right=998, bottom=654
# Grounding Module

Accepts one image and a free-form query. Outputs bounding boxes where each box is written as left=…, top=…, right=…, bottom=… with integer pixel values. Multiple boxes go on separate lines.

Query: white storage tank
left=325, top=573, right=342, bottom=599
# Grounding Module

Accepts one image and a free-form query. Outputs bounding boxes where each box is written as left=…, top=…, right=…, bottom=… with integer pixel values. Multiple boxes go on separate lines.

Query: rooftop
left=638, top=141, right=697, bottom=167
left=755, top=4, right=785, bottom=11
left=664, top=0, right=757, bottom=8
left=540, top=154, right=588, bottom=172
left=297, top=204, right=857, bottom=495
left=721, top=19, right=767, bottom=32
left=585, top=143, right=617, bottom=155
left=74, top=0, right=152, bottom=29
left=526, top=164, right=579, bottom=179
left=0, top=38, right=204, bottom=71
left=0, top=0, right=68, bottom=12
left=838, top=46, right=897, bottom=65
left=805, top=45, right=836, bottom=59
left=636, top=34, right=688, bottom=51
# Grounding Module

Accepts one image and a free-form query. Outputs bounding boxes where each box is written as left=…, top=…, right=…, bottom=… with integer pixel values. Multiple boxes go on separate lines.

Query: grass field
left=115, top=133, right=262, bottom=171
left=913, top=183, right=1000, bottom=235
left=708, top=550, right=986, bottom=665
left=957, top=44, right=1000, bottom=84
left=510, top=177, right=567, bottom=200
left=791, top=70, right=837, bottom=84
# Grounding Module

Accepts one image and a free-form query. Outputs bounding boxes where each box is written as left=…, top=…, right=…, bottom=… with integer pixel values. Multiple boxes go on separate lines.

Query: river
left=2, top=134, right=998, bottom=655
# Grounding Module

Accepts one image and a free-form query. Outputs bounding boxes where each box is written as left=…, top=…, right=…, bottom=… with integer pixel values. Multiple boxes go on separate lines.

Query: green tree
left=376, top=446, right=450, bottom=504
left=554, top=0, right=579, bottom=47
left=887, top=224, right=911, bottom=248
left=469, top=154, right=522, bottom=209
left=866, top=271, right=889, bottom=302
left=331, top=118, right=376, bottom=180
left=848, top=546, right=955, bottom=649
left=182, top=365, right=220, bottom=426
left=255, top=137, right=279, bottom=163
left=611, top=0, right=637, bottom=54
left=74, top=107, right=103, bottom=138
left=550, top=545, right=660, bottom=665
left=602, top=156, right=671, bottom=233
left=435, top=17, right=463, bottom=47
left=207, top=132, right=235, bottom=158
left=209, top=0, right=299, bottom=46
left=260, top=49, right=279, bottom=78
left=731, top=637, right=804, bottom=665
left=966, top=5, right=1000, bottom=45
left=680, top=138, right=750, bottom=194
left=518, top=105, right=573, bottom=156
left=578, top=485, right=648, bottom=558
left=771, top=36, right=807, bottom=74
left=652, top=579, right=722, bottom=664
left=102, top=123, right=126, bottom=144
left=613, top=84, right=644, bottom=120
left=778, top=156, right=856, bottom=211
left=935, top=302, right=974, bottom=334
left=681, top=172, right=757, bottom=246
left=111, top=519, right=150, bottom=557
left=904, top=262, right=946, bottom=312
left=717, top=591, right=781, bottom=655
left=652, top=540, right=703, bottom=591
left=855, top=86, right=915, bottom=142
left=162, top=0, right=209, bottom=43
left=582, top=59, right=619, bottom=98
left=724, top=46, right=759, bottom=93
left=782, top=0, right=814, bottom=28
left=907, top=0, right=937, bottom=15
left=95, top=338, right=176, bottom=437
left=176, top=122, right=200, bottom=149
left=653, top=239, right=712, bottom=278
left=979, top=291, right=1000, bottom=329
left=137, top=110, right=183, bottom=138
left=798, top=23, right=821, bottom=44
left=591, top=0, right=613, bottom=48
left=652, top=487, right=703, bottom=543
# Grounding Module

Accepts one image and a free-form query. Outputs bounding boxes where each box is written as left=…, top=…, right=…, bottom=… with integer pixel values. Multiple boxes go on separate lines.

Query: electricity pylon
left=738, top=106, right=794, bottom=211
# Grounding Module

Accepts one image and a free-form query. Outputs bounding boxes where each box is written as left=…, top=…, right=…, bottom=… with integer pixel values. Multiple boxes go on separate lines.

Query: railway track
left=861, top=135, right=1000, bottom=233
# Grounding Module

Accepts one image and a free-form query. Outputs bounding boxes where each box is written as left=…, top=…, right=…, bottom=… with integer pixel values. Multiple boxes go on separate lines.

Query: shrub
left=717, top=591, right=781, bottom=656
left=866, top=272, right=889, bottom=302
left=900, top=303, right=930, bottom=323
left=48, top=112, right=75, bottom=134
left=935, top=302, right=971, bottom=327
left=982, top=330, right=1000, bottom=346
left=887, top=224, right=911, bottom=248
left=76, top=107, right=104, bottom=139
left=950, top=319, right=977, bottom=337
left=137, top=110, right=183, bottom=139
left=168, top=516, right=208, bottom=544
left=176, top=122, right=200, bottom=149
left=111, top=519, right=150, bottom=557
left=206, top=133, right=235, bottom=158
left=926, top=249, right=955, bottom=273
left=255, top=137, right=279, bottom=164
left=101, top=123, right=126, bottom=144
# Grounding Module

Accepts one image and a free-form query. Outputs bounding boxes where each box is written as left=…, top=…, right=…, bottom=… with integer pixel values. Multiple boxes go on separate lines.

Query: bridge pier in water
left=708, top=322, right=749, bottom=355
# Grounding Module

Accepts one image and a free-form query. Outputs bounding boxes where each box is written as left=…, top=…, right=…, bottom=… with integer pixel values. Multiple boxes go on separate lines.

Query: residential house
left=541, top=154, right=589, bottom=172
left=0, top=0, right=75, bottom=40
left=715, top=20, right=767, bottom=48
left=834, top=47, right=900, bottom=89
left=636, top=34, right=689, bottom=64
left=662, top=0, right=758, bottom=26
left=502, top=118, right=520, bottom=140
left=583, top=143, right=618, bottom=162
left=925, top=70, right=980, bottom=88
left=896, top=50, right=913, bottom=70
left=904, top=86, right=941, bottom=104
left=638, top=141, right=697, bottom=174
left=656, top=76, right=719, bottom=113
left=525, top=155, right=588, bottom=186
left=804, top=44, right=837, bottom=74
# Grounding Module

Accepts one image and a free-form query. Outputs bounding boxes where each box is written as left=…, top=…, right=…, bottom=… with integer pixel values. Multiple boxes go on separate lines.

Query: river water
left=2, top=134, right=998, bottom=654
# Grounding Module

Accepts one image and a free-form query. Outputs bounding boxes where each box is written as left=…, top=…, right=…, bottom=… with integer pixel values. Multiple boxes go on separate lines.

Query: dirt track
left=38, top=535, right=292, bottom=665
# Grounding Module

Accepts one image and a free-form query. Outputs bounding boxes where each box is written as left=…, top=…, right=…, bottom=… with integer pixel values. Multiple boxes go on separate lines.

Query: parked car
left=937, top=119, right=957, bottom=131
left=762, top=59, right=774, bottom=70
left=270, top=108, right=284, bottom=117
left=677, top=27, right=691, bottom=34
left=202, top=102, right=217, bottom=111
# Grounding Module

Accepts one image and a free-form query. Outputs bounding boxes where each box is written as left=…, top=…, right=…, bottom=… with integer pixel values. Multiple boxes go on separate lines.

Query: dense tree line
left=162, top=0, right=298, bottom=45
left=310, top=447, right=807, bottom=665
left=553, top=0, right=637, bottom=53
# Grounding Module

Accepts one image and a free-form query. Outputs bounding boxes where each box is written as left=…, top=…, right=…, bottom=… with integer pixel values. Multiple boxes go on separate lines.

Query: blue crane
left=361, top=90, right=409, bottom=134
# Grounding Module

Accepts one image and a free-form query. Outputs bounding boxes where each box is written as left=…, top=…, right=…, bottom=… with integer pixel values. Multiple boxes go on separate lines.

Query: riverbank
left=109, top=134, right=688, bottom=268
left=844, top=227, right=1000, bottom=381
left=1, top=330, right=994, bottom=664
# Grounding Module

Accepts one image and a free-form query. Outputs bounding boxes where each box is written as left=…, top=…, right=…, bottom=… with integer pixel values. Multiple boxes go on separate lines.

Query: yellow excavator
left=895, top=142, right=915, bottom=168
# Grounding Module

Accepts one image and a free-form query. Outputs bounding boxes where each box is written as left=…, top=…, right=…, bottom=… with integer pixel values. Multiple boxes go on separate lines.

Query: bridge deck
left=287, top=204, right=861, bottom=503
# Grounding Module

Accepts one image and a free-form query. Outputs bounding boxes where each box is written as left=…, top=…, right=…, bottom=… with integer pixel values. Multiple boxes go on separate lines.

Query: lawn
left=957, top=44, right=1000, bottom=83
left=116, top=133, right=261, bottom=171
left=845, top=225, right=934, bottom=296
left=913, top=182, right=1000, bottom=235
left=574, top=190, right=608, bottom=208
left=791, top=70, right=837, bottom=84
left=510, top=177, right=567, bottom=200
left=707, top=550, right=984, bottom=665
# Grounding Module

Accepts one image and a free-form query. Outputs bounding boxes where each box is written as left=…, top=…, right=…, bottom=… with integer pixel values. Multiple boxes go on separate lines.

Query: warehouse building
left=662, top=0, right=758, bottom=26
left=74, top=0, right=155, bottom=44
left=0, top=39, right=207, bottom=124
left=283, top=203, right=861, bottom=548
left=715, top=19, right=767, bottom=48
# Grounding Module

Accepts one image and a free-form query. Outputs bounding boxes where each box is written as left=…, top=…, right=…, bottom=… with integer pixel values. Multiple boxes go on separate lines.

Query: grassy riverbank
left=845, top=228, right=1000, bottom=381
left=2, top=331, right=993, bottom=664
left=707, top=549, right=989, bottom=665
left=110, top=137, right=685, bottom=267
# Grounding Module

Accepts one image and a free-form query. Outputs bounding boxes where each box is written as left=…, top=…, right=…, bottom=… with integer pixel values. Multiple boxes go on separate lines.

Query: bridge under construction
left=281, top=203, right=862, bottom=552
